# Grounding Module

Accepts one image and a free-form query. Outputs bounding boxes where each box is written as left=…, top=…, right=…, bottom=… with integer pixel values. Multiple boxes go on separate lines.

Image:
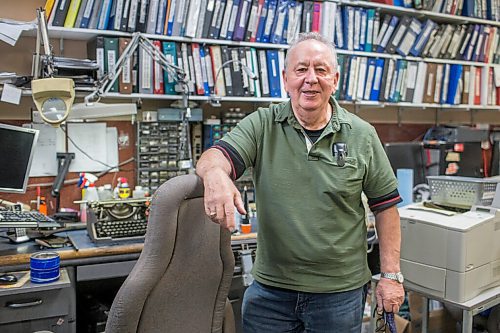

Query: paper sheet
left=66, top=123, right=119, bottom=172
left=106, top=127, right=119, bottom=172
left=68, top=123, right=109, bottom=172
left=0, top=18, right=36, bottom=46
left=27, top=123, right=60, bottom=177
left=1, top=83, right=22, bottom=105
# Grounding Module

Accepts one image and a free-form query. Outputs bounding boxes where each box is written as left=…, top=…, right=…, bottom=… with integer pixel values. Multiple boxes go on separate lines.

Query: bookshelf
left=36, top=0, right=499, bottom=112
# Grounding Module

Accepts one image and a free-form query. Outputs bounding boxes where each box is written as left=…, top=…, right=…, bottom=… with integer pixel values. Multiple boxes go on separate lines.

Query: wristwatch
left=381, top=272, right=404, bottom=284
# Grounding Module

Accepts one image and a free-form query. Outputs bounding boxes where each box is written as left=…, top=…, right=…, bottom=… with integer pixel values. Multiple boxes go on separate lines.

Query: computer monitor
left=384, top=142, right=427, bottom=185
left=0, top=123, right=39, bottom=193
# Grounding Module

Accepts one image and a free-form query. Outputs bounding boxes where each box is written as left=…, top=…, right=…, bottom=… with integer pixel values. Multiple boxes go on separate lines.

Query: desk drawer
left=0, top=287, right=73, bottom=325
left=0, top=315, right=71, bottom=333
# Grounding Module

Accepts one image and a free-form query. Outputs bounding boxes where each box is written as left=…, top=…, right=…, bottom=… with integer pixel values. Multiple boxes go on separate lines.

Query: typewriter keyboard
left=94, top=219, right=148, bottom=239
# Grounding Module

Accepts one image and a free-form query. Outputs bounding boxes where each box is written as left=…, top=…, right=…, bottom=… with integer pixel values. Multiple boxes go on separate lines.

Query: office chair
left=105, top=174, right=236, bottom=333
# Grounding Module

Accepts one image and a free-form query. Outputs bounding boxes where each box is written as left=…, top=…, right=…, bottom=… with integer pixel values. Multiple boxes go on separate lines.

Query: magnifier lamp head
left=32, top=77, right=75, bottom=126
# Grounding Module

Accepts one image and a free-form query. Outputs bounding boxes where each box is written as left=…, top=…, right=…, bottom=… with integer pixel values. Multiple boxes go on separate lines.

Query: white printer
left=399, top=204, right=500, bottom=303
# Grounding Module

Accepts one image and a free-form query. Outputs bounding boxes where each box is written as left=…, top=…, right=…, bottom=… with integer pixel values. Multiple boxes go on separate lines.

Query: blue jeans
left=242, top=280, right=367, bottom=333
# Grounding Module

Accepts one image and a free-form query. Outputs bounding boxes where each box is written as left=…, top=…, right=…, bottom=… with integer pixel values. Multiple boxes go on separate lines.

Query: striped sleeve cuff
left=367, top=189, right=402, bottom=212
left=211, top=141, right=246, bottom=180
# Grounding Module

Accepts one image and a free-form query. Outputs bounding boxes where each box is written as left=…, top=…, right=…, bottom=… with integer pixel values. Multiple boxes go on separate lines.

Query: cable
left=26, top=157, right=135, bottom=189
left=60, top=126, right=115, bottom=169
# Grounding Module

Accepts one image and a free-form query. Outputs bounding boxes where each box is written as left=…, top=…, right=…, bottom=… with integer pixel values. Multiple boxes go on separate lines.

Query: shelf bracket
left=397, top=107, right=402, bottom=127
left=59, top=36, right=64, bottom=56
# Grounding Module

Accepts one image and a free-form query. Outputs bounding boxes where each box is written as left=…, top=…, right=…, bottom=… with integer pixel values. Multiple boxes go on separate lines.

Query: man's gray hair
left=285, top=32, right=338, bottom=70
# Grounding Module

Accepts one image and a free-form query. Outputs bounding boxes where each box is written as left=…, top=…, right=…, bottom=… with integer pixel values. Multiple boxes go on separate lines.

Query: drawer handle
left=6, top=299, right=43, bottom=308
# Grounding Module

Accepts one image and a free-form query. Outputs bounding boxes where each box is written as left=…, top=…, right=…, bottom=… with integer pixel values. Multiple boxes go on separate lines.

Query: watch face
left=396, top=273, right=404, bottom=283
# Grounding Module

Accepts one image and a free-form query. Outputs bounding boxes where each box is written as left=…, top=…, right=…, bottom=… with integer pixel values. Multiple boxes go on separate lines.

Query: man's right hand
left=196, top=148, right=246, bottom=231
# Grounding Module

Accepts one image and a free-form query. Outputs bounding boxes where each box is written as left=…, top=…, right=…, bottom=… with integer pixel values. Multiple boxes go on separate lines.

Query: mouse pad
left=0, top=271, right=30, bottom=289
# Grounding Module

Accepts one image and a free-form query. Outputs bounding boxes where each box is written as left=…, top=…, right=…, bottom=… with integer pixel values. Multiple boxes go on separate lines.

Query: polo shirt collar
left=274, top=96, right=352, bottom=132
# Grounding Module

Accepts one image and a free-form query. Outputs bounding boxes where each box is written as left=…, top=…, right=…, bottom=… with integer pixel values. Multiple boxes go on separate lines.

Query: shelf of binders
left=335, top=0, right=500, bottom=26
left=43, top=27, right=499, bottom=68
left=40, top=0, right=500, bottom=108
left=101, top=92, right=500, bottom=110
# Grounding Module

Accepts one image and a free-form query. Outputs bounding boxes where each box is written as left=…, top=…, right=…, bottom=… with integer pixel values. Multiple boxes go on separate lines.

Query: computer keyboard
left=0, top=210, right=55, bottom=228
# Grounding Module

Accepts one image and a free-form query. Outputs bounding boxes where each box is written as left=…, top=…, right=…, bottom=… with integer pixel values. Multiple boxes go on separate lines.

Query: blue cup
left=30, top=252, right=60, bottom=284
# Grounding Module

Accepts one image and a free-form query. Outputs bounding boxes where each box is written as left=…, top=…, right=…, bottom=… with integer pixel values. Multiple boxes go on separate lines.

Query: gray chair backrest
left=105, top=174, right=235, bottom=333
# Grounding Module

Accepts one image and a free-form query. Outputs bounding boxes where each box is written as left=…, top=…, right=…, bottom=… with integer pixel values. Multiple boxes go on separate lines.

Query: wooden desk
left=370, top=274, right=500, bottom=333
left=0, top=229, right=257, bottom=332
left=0, top=230, right=257, bottom=271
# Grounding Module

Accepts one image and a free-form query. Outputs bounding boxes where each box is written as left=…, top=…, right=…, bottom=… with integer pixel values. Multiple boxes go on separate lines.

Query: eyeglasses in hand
left=373, top=308, right=397, bottom=333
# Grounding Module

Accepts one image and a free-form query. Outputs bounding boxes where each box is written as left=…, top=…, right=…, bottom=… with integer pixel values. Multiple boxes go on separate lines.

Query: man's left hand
left=375, top=278, right=405, bottom=313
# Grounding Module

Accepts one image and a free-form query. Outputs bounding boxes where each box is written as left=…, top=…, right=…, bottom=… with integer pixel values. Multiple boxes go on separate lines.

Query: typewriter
left=86, top=198, right=150, bottom=244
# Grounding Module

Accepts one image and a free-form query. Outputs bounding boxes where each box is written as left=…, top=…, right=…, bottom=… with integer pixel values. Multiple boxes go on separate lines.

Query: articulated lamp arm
left=85, top=32, right=189, bottom=107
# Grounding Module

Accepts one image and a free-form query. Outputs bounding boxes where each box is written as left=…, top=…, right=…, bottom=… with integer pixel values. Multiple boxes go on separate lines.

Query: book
left=461, top=65, right=471, bottom=104
left=87, top=36, right=105, bottom=79
left=219, top=0, right=235, bottom=39
left=112, top=0, right=126, bottom=31
left=257, top=49, right=270, bottom=96
left=233, top=0, right=252, bottom=41
left=209, top=45, right=226, bottom=96
left=404, top=61, right=418, bottom=102
left=410, top=19, right=436, bottom=57
left=202, top=0, right=217, bottom=38
left=64, top=0, right=82, bottom=28
left=413, top=62, right=427, bottom=103
left=300, top=1, right=314, bottom=33
left=139, top=40, right=154, bottom=94
left=446, top=64, right=463, bottom=104
left=363, top=58, right=376, bottom=100
left=126, top=0, right=139, bottom=32
left=52, top=0, right=71, bottom=26
left=97, top=0, right=113, bottom=30
left=200, top=45, right=215, bottom=95
left=118, top=37, right=133, bottom=94
left=370, top=58, right=385, bottom=101
left=74, top=0, right=88, bottom=28
left=162, top=42, right=178, bottom=95
left=220, top=46, right=233, bottom=95
left=184, top=0, right=202, bottom=37
left=104, top=37, right=119, bottom=93
left=266, top=49, right=281, bottom=97
left=396, top=17, right=422, bottom=56
left=386, top=15, right=412, bottom=54
left=261, top=0, right=277, bottom=42
left=226, top=0, right=241, bottom=40
left=209, top=0, right=227, bottom=39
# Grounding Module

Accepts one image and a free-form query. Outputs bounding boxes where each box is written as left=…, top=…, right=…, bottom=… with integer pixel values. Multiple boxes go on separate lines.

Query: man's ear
left=331, top=70, right=340, bottom=94
left=282, top=69, right=289, bottom=93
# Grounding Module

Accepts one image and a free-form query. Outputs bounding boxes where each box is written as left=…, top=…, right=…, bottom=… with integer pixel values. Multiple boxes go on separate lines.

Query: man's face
left=283, top=40, right=339, bottom=114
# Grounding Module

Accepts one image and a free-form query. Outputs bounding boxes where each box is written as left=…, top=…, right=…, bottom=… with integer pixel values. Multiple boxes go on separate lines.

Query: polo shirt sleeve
left=212, top=141, right=246, bottom=180
left=217, top=108, right=265, bottom=177
left=362, top=126, right=402, bottom=212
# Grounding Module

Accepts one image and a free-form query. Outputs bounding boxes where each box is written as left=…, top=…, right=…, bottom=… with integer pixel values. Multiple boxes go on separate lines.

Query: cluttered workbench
left=0, top=229, right=257, bottom=332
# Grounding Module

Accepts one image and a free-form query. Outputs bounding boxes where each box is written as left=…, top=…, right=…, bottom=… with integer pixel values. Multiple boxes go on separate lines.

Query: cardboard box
left=409, top=292, right=457, bottom=333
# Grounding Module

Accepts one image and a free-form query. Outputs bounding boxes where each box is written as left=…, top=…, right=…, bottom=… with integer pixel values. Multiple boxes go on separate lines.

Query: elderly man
left=196, top=32, right=404, bottom=332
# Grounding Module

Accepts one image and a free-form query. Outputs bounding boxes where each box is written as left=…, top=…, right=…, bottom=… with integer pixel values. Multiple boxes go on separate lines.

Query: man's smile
left=301, top=90, right=320, bottom=96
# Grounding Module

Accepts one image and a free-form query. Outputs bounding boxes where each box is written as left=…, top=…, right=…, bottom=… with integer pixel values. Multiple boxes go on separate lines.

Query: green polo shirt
left=221, top=97, right=398, bottom=293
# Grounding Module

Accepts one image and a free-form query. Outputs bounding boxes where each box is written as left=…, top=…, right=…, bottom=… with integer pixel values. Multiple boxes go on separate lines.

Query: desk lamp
left=72, top=32, right=193, bottom=170
left=31, top=8, right=75, bottom=127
